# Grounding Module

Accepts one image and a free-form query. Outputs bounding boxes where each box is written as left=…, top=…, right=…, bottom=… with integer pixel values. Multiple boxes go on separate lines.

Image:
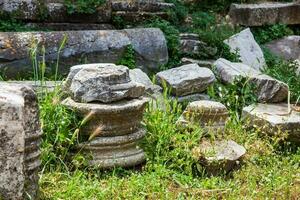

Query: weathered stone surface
left=0, top=83, right=41, bottom=200
left=78, top=129, right=146, bottom=168
left=243, top=103, right=300, bottom=143
left=224, top=28, right=266, bottom=70
left=156, top=63, right=216, bottom=96
left=177, top=100, right=229, bottom=132
left=111, top=0, right=174, bottom=12
left=0, top=0, right=111, bottom=23
left=229, top=2, right=300, bottom=26
left=180, top=33, right=217, bottom=58
left=171, top=93, right=210, bottom=103
left=61, top=97, right=148, bottom=168
left=7, top=81, right=61, bottom=92
left=214, top=58, right=288, bottom=103
left=181, top=57, right=214, bottom=68
left=193, top=140, right=246, bottom=175
left=0, top=28, right=168, bottom=78
left=129, top=68, right=161, bottom=95
left=62, top=97, right=148, bottom=137
left=265, top=36, right=300, bottom=60
left=67, top=64, right=145, bottom=103
left=25, top=23, right=115, bottom=31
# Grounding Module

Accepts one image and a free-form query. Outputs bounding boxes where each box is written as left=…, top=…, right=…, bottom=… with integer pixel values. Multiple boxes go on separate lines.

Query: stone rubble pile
left=155, top=63, right=215, bottom=103
left=62, top=63, right=149, bottom=168
left=0, top=83, right=42, bottom=200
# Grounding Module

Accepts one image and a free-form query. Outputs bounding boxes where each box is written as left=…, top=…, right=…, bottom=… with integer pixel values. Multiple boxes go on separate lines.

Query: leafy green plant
left=191, top=11, right=216, bottom=29
left=40, top=89, right=81, bottom=172
left=252, top=24, right=294, bottom=44
left=117, top=45, right=136, bottom=69
left=164, top=0, right=188, bottom=25
left=197, top=24, right=241, bottom=61
left=64, top=0, right=106, bottom=14
left=208, top=76, right=257, bottom=121
left=0, top=18, right=32, bottom=32
left=143, top=93, right=204, bottom=176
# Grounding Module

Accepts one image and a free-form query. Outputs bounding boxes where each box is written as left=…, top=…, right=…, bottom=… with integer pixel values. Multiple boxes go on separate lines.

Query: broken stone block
left=229, top=2, right=300, bottom=26
left=129, top=68, right=162, bottom=95
left=177, top=100, right=229, bottom=132
left=62, top=97, right=148, bottom=168
left=224, top=28, right=266, bottom=70
left=242, top=103, right=300, bottom=143
left=68, top=64, right=145, bottom=103
left=181, top=57, right=214, bottom=69
left=171, top=93, right=210, bottom=103
left=62, top=63, right=149, bottom=168
left=0, top=83, right=41, bottom=200
left=0, top=28, right=168, bottom=78
left=214, top=58, right=288, bottom=103
left=180, top=33, right=217, bottom=58
left=265, top=36, right=300, bottom=61
left=156, top=63, right=216, bottom=97
left=193, top=140, right=246, bottom=175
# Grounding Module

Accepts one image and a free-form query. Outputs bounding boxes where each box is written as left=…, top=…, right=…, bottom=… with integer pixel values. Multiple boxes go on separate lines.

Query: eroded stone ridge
left=156, top=63, right=216, bottom=97
left=0, top=28, right=168, bottom=78
left=214, top=58, right=289, bottom=103
left=229, top=2, right=300, bottom=26
left=0, top=83, right=41, bottom=200
left=243, top=103, right=300, bottom=143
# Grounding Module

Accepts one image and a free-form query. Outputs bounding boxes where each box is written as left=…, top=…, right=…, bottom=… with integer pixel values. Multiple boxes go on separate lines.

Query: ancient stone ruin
left=243, top=103, right=300, bottom=144
left=0, top=83, right=41, bottom=200
left=229, top=2, right=300, bottom=26
left=0, top=0, right=174, bottom=30
left=62, top=63, right=148, bottom=168
left=177, top=100, right=229, bottom=133
left=0, top=28, right=168, bottom=78
left=155, top=63, right=215, bottom=103
left=193, top=140, right=246, bottom=175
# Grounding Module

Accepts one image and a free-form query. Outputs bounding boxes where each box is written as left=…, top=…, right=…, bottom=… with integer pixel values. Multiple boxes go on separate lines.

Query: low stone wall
left=229, top=2, right=300, bottom=26
left=0, top=28, right=168, bottom=78
left=0, top=0, right=174, bottom=28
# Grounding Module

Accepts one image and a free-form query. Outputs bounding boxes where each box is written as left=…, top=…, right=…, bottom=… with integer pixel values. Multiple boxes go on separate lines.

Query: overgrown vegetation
left=1, top=0, right=299, bottom=199
left=64, top=0, right=106, bottom=14
left=117, top=45, right=136, bottom=69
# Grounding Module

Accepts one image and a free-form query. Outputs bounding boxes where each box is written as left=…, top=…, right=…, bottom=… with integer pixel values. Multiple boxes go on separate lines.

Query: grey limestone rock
left=243, top=103, right=300, bottom=144
left=0, top=83, right=41, bottom=200
left=224, top=28, right=266, bottom=70
left=156, top=63, right=216, bottom=96
left=229, top=2, right=300, bottom=26
left=193, top=140, right=246, bottom=175
left=214, top=58, right=288, bottom=103
left=67, top=64, right=145, bottom=103
left=177, top=100, right=229, bottom=132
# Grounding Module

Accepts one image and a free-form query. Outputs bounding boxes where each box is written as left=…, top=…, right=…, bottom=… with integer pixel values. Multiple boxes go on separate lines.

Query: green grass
left=39, top=90, right=300, bottom=199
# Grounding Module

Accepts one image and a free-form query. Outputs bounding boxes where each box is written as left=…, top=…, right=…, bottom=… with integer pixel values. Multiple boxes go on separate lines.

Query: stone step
left=229, top=2, right=300, bottom=26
